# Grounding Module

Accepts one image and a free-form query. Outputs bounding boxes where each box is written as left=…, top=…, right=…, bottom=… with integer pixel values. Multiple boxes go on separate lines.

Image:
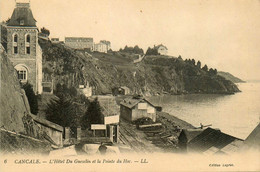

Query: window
left=26, top=35, right=30, bottom=43
left=14, top=46, right=18, bottom=54
left=15, top=65, right=28, bottom=82
left=20, top=20, right=24, bottom=25
left=26, top=47, right=30, bottom=54
left=25, top=34, right=30, bottom=54
left=14, top=34, right=18, bottom=42
left=13, top=34, right=18, bottom=54
left=17, top=70, right=27, bottom=80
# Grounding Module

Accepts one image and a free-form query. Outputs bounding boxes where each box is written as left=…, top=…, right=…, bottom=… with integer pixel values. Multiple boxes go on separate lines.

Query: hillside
left=218, top=71, right=245, bottom=83
left=39, top=39, right=240, bottom=95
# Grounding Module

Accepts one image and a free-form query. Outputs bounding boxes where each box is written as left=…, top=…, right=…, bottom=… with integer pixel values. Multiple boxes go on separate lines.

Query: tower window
left=15, top=65, right=28, bottom=82
left=14, top=34, right=18, bottom=42
left=20, top=20, right=24, bottom=25
left=26, top=35, right=30, bottom=43
left=25, top=34, right=30, bottom=54
left=17, top=70, right=27, bottom=81
left=14, top=46, right=18, bottom=54
left=26, top=47, right=30, bottom=54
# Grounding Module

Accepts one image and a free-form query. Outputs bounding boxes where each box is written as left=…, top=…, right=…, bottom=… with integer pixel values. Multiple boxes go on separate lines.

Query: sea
left=147, top=82, right=260, bottom=140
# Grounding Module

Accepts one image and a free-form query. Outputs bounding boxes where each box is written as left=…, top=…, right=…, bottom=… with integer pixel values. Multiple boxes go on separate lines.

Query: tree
left=45, top=93, right=75, bottom=127
left=197, top=61, right=201, bottom=69
left=209, top=68, right=218, bottom=75
left=178, top=55, right=183, bottom=60
left=133, top=45, right=144, bottom=54
left=40, top=27, right=50, bottom=36
left=191, top=59, right=196, bottom=66
left=145, top=47, right=158, bottom=55
left=202, top=64, right=208, bottom=72
left=22, top=82, right=38, bottom=115
left=81, top=98, right=103, bottom=129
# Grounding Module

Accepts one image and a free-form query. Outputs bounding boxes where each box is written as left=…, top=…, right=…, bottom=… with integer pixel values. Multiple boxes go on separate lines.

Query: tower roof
left=7, top=3, right=37, bottom=27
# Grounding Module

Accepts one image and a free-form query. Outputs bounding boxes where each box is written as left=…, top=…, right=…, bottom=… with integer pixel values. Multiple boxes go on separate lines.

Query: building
left=100, top=40, right=111, bottom=50
left=154, top=44, right=168, bottom=55
left=6, top=2, right=43, bottom=94
left=112, top=86, right=131, bottom=96
left=78, top=82, right=92, bottom=97
left=90, top=109, right=119, bottom=143
left=120, top=86, right=131, bottom=95
left=30, top=114, right=63, bottom=147
left=93, top=40, right=111, bottom=53
left=65, top=37, right=93, bottom=50
left=120, top=96, right=156, bottom=122
left=178, top=128, right=205, bottom=151
left=182, top=127, right=243, bottom=154
left=51, top=38, right=60, bottom=43
left=94, top=42, right=108, bottom=53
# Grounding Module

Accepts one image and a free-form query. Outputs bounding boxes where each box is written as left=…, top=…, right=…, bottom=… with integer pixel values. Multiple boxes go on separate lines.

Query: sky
left=1, top=0, right=260, bottom=81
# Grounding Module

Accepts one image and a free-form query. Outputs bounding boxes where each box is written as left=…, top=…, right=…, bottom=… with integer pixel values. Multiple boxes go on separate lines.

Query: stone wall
left=6, top=27, right=42, bottom=94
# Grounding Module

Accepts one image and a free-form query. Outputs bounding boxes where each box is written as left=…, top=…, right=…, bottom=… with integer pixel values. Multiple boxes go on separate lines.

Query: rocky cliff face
left=39, top=39, right=240, bottom=96
left=0, top=45, right=27, bottom=133
left=0, top=45, right=53, bottom=154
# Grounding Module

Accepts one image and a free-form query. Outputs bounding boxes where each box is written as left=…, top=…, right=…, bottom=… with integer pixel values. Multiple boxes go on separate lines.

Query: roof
left=188, top=128, right=243, bottom=153
left=154, top=44, right=168, bottom=50
left=203, top=146, right=220, bottom=155
left=120, top=86, right=130, bottom=90
left=30, top=115, right=63, bottom=132
left=120, top=97, right=155, bottom=109
left=179, top=128, right=205, bottom=143
left=244, top=123, right=260, bottom=149
left=65, top=37, right=93, bottom=42
left=100, top=40, right=111, bottom=45
left=7, top=3, right=37, bottom=27
left=219, top=139, right=244, bottom=154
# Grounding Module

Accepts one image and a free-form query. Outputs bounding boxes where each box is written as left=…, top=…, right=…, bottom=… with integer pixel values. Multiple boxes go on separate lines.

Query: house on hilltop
left=94, top=40, right=111, bottom=53
left=155, top=44, right=168, bottom=55
left=65, top=37, right=94, bottom=51
left=94, top=42, right=107, bottom=53
left=120, top=96, right=156, bottom=122
left=100, top=40, right=111, bottom=50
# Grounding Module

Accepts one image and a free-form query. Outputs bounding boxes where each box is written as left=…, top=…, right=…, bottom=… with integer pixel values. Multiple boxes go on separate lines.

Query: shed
left=30, top=115, right=63, bottom=147
left=120, top=96, right=156, bottom=122
left=178, top=128, right=205, bottom=151
left=120, top=86, right=131, bottom=95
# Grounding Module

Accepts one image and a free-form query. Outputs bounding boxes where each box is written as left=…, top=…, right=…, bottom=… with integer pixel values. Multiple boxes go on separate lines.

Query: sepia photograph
left=0, top=0, right=260, bottom=171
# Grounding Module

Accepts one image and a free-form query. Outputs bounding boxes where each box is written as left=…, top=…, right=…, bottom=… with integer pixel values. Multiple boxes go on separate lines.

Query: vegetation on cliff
left=218, top=71, right=245, bottom=83
left=39, top=39, right=240, bottom=96
left=21, top=82, right=39, bottom=115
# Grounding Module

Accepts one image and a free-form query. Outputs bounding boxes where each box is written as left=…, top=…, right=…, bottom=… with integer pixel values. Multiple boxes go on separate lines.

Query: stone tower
left=6, top=2, right=42, bottom=94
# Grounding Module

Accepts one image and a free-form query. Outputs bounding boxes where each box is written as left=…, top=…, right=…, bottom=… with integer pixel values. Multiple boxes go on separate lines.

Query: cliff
left=0, top=44, right=52, bottom=154
left=39, top=39, right=240, bottom=95
left=0, top=44, right=27, bottom=133
left=218, top=71, right=245, bottom=83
